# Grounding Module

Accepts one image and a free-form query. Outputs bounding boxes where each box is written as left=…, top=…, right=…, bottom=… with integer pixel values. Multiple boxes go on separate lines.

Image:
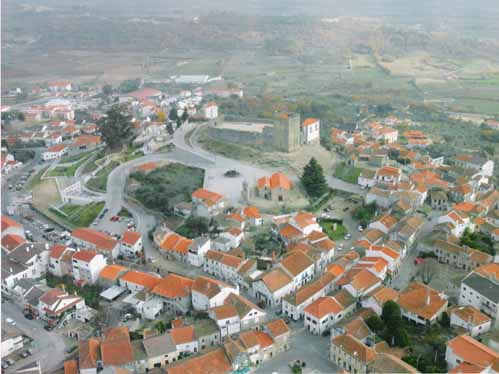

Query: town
left=1, top=72, right=499, bottom=374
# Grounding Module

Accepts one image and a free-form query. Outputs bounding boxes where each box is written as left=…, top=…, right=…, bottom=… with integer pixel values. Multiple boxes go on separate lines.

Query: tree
left=155, top=320, right=167, bottom=333
left=381, top=300, right=402, bottom=330
left=439, top=312, right=450, bottom=328
left=365, top=315, right=385, bottom=334
left=181, top=109, right=189, bottom=123
left=419, top=258, right=438, bottom=285
left=99, top=105, right=134, bottom=150
left=300, top=157, right=329, bottom=198
left=177, top=216, right=210, bottom=238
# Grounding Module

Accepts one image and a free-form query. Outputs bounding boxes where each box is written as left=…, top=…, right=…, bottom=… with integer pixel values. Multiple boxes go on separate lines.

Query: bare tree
left=419, top=258, right=438, bottom=285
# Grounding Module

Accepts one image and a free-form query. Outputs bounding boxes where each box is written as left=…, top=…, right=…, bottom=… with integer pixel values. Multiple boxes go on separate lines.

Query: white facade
left=42, top=147, right=67, bottom=161
left=72, top=253, right=107, bottom=285
left=304, top=309, right=343, bottom=336
left=253, top=278, right=294, bottom=309
left=187, top=238, right=211, bottom=267
left=450, top=311, right=491, bottom=337
left=192, top=285, right=238, bottom=311
left=301, top=119, right=320, bottom=144
left=204, top=103, right=218, bottom=119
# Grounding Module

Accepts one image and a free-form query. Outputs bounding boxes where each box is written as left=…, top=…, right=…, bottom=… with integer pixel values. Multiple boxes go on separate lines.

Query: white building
left=301, top=118, right=320, bottom=144
left=191, top=276, right=238, bottom=310
left=445, top=335, right=498, bottom=371
left=120, top=231, right=143, bottom=258
left=203, top=102, right=218, bottom=119
left=449, top=306, right=492, bottom=337
left=209, top=304, right=241, bottom=337
left=459, top=268, right=499, bottom=321
left=71, top=250, right=107, bottom=285
left=187, top=237, right=211, bottom=267
left=42, top=144, right=68, bottom=161
left=1, top=321, right=24, bottom=357
left=303, top=296, right=344, bottom=335
left=437, top=210, right=474, bottom=238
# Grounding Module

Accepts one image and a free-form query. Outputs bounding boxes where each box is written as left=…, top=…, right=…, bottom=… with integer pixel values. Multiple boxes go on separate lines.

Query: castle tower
left=273, top=112, right=301, bottom=153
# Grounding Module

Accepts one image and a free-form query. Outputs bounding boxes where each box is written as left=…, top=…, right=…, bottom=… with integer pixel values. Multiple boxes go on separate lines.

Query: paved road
left=2, top=301, right=66, bottom=373
left=254, top=327, right=338, bottom=374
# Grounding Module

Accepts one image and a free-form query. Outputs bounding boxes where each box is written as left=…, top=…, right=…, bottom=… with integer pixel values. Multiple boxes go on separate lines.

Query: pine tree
left=300, top=157, right=328, bottom=198
left=99, top=105, right=133, bottom=150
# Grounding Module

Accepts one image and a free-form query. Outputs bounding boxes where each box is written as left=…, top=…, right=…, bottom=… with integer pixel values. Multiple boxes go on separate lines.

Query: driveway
left=2, top=301, right=66, bottom=373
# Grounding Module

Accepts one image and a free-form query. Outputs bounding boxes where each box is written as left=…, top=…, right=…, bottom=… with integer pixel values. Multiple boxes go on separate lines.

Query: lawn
left=51, top=201, right=105, bottom=227
left=130, top=163, right=204, bottom=216
left=118, top=207, right=132, bottom=217
left=47, top=157, right=88, bottom=177
left=86, top=161, right=120, bottom=191
left=27, top=165, right=49, bottom=190
left=59, top=150, right=94, bottom=163
left=333, top=162, right=362, bottom=184
left=319, top=218, right=348, bottom=241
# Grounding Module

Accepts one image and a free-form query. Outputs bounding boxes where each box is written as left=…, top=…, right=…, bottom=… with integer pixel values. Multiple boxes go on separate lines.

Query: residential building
left=191, top=276, right=238, bottom=310
left=432, top=239, right=492, bottom=271
left=361, top=287, right=399, bottom=316
left=209, top=304, right=241, bottom=337
left=224, top=293, right=267, bottom=329
left=304, top=296, right=344, bottom=335
left=203, top=102, right=218, bottom=119
left=191, top=188, right=225, bottom=217
left=48, top=245, right=76, bottom=277
left=120, top=231, right=142, bottom=258
left=437, top=210, right=474, bottom=238
left=370, top=353, right=420, bottom=374
left=375, top=166, right=402, bottom=185
left=445, top=335, right=498, bottom=371
left=72, top=250, right=107, bottom=285
left=282, top=272, right=337, bottom=321
left=1, top=215, right=24, bottom=239
left=459, top=264, right=499, bottom=321
left=2, top=320, right=24, bottom=357
left=37, top=288, right=86, bottom=327
left=398, top=282, right=448, bottom=325
left=72, top=228, right=119, bottom=258
left=119, top=270, right=161, bottom=292
left=170, top=325, right=198, bottom=354
left=42, top=144, right=68, bottom=161
left=98, top=264, right=128, bottom=288
left=449, top=305, right=492, bottom=337
left=253, top=268, right=293, bottom=309
left=187, top=236, right=211, bottom=267
left=330, top=334, right=378, bottom=374
left=151, top=273, right=194, bottom=314
left=167, top=348, right=231, bottom=374
left=142, top=332, right=179, bottom=370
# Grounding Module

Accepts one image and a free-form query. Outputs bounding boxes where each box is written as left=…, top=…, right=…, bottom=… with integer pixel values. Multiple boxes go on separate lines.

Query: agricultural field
left=50, top=202, right=105, bottom=228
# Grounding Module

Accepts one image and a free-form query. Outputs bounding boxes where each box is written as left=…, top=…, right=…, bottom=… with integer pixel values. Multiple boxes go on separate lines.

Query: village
left=1, top=75, right=499, bottom=374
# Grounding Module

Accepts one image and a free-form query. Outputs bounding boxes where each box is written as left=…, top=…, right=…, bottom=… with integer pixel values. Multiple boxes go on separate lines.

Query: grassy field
left=51, top=202, right=105, bottom=228
left=334, top=162, right=362, bottom=184
left=59, top=150, right=94, bottom=164
left=47, top=157, right=88, bottom=177
left=27, top=166, right=49, bottom=190
left=320, top=219, right=348, bottom=241
left=86, top=161, right=120, bottom=191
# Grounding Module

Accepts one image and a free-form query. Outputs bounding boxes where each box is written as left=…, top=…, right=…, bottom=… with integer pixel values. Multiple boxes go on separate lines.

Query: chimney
left=426, top=286, right=430, bottom=306
left=272, top=251, right=276, bottom=263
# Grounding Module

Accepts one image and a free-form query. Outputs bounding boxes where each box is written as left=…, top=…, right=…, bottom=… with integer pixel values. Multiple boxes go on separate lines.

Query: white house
left=187, top=237, right=211, bottom=267
left=203, top=102, right=218, bottom=119
left=204, top=250, right=246, bottom=285
left=445, top=335, right=498, bottom=371
left=48, top=244, right=76, bottom=278
left=357, top=169, right=377, bottom=188
left=191, top=188, right=225, bottom=218
left=191, top=276, right=238, bottom=310
left=119, top=270, right=161, bottom=292
left=459, top=267, right=499, bottom=321
left=120, top=231, right=142, bottom=258
left=42, top=144, right=68, bottom=161
left=219, top=228, right=244, bottom=250
left=224, top=293, right=266, bottom=329
left=72, top=228, right=119, bottom=258
left=37, top=288, right=86, bottom=326
left=7, top=242, right=50, bottom=280
left=71, top=250, right=107, bottom=285
left=303, top=296, right=344, bottom=335
left=437, top=210, right=474, bottom=238
left=253, top=268, right=294, bottom=309
left=170, top=326, right=199, bottom=354
left=282, top=272, right=337, bottom=321
left=449, top=306, right=492, bottom=337
left=1, top=215, right=25, bottom=239
left=301, top=118, right=320, bottom=144
left=375, top=166, right=402, bottom=184
left=1, top=321, right=24, bottom=357
left=361, top=286, right=399, bottom=316
left=151, top=273, right=194, bottom=315
left=209, top=304, right=241, bottom=337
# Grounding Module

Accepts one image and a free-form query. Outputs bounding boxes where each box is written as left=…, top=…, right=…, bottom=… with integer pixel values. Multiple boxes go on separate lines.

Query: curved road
left=100, top=122, right=364, bottom=260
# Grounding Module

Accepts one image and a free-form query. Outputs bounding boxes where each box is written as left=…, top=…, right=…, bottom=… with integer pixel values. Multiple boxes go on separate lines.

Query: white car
left=6, top=318, right=16, bottom=326
left=358, top=226, right=364, bottom=232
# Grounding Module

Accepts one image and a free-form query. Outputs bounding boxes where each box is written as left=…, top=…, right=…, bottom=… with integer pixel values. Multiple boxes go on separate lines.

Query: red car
left=414, top=258, right=426, bottom=266
left=110, top=216, right=119, bottom=222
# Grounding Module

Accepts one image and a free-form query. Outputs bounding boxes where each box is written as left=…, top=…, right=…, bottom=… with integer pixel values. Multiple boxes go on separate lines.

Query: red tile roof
left=304, top=296, right=343, bottom=319
left=1, top=234, right=26, bottom=251
left=99, top=265, right=127, bottom=281
left=152, top=274, right=194, bottom=298
left=167, top=348, right=231, bottom=374
left=447, top=335, right=498, bottom=368
left=302, top=118, right=319, bottom=127
left=266, top=319, right=289, bottom=337
left=257, top=172, right=292, bottom=190
left=1, top=215, right=22, bottom=232
left=170, top=325, right=195, bottom=345
left=121, top=231, right=141, bottom=246
left=101, top=326, right=134, bottom=366
left=120, top=271, right=160, bottom=290
left=50, top=244, right=68, bottom=259
left=72, top=250, right=98, bottom=263
left=72, top=228, right=118, bottom=252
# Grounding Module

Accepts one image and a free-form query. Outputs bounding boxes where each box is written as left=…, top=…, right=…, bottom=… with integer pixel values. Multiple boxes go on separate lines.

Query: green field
left=47, top=157, right=88, bottom=177
left=51, top=201, right=105, bottom=228
left=320, top=219, right=348, bottom=241
left=86, top=161, right=120, bottom=191
left=334, top=162, right=362, bottom=184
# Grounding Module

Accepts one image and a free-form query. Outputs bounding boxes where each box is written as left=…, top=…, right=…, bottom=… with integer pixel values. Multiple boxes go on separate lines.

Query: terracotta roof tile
left=170, top=325, right=195, bottom=345
left=152, top=273, right=194, bottom=299
left=121, top=231, right=141, bottom=246
left=261, top=268, right=293, bottom=292
left=72, top=228, right=118, bottom=252
left=99, top=265, right=127, bottom=281
left=120, top=270, right=161, bottom=290
left=304, top=296, right=343, bottom=319
left=447, top=335, right=498, bottom=368
left=332, top=334, right=378, bottom=364
left=266, top=319, right=289, bottom=337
